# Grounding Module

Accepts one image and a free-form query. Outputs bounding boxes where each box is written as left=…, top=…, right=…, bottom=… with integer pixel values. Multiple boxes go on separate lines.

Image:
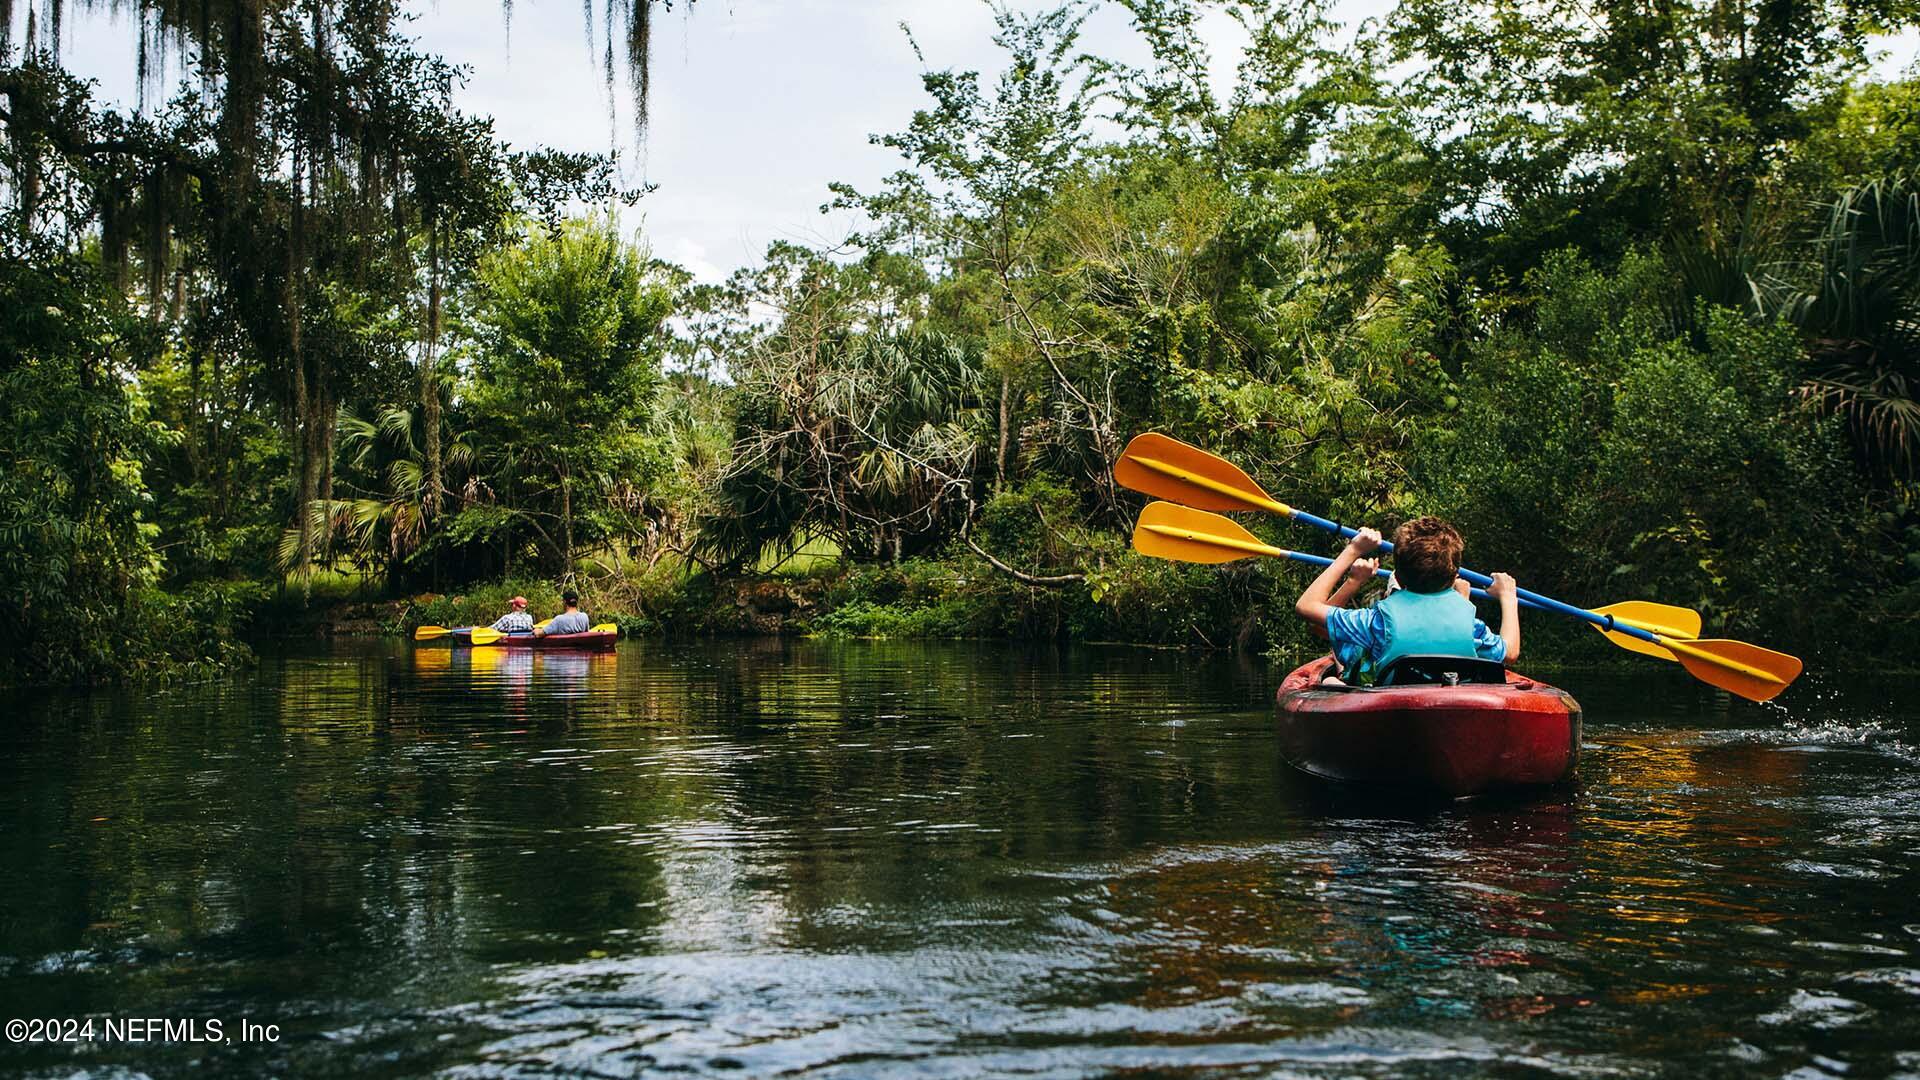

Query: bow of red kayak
left=1275, top=656, right=1581, bottom=799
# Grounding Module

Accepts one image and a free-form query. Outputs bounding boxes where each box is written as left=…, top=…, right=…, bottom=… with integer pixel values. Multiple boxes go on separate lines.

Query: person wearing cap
left=490, top=596, right=535, bottom=634
left=536, top=589, right=590, bottom=636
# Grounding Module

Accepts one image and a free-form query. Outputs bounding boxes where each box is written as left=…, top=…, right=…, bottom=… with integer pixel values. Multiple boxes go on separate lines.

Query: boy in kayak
left=535, top=588, right=590, bottom=636
left=490, top=596, right=535, bottom=634
left=1294, top=516, right=1520, bottom=680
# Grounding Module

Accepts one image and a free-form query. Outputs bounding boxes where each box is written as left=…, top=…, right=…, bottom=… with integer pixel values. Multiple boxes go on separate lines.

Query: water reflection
left=1, top=641, right=1917, bottom=1078
left=411, top=644, right=617, bottom=704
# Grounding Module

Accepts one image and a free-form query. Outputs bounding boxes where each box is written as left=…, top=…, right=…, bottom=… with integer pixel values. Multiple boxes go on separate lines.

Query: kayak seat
left=1376, top=654, right=1508, bottom=687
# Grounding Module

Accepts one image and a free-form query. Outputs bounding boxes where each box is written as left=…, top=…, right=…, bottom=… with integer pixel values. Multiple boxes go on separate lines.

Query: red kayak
left=1274, top=655, right=1580, bottom=798
left=452, top=629, right=617, bottom=651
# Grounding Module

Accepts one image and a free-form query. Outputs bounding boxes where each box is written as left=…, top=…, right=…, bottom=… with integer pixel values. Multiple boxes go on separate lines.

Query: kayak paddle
left=1133, top=501, right=1524, bottom=603
left=1272, top=510, right=1800, bottom=701
left=416, top=614, right=564, bottom=638
left=1117, top=432, right=1699, bottom=659
left=1130, top=499, right=1802, bottom=702
left=414, top=624, right=506, bottom=644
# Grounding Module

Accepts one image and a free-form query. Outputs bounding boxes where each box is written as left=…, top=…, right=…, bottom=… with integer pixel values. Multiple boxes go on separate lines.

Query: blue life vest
left=1372, top=587, right=1481, bottom=671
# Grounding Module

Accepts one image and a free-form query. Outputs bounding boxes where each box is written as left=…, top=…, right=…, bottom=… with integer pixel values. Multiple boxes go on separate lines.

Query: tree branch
left=960, top=519, right=1085, bottom=586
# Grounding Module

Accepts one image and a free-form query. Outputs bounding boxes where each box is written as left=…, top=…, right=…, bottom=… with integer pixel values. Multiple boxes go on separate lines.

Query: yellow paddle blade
left=588, top=623, right=617, bottom=634
left=468, top=626, right=504, bottom=645
left=1132, top=501, right=1289, bottom=564
left=412, top=625, right=451, bottom=641
left=535, top=617, right=554, bottom=630
left=1662, top=637, right=1804, bottom=703
left=1115, top=433, right=1291, bottom=515
left=1589, top=601, right=1703, bottom=661
left=1594, top=600, right=1701, bottom=638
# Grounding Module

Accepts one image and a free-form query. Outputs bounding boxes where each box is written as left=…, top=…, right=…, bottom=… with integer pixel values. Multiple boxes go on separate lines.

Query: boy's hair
left=1392, top=516, right=1464, bottom=593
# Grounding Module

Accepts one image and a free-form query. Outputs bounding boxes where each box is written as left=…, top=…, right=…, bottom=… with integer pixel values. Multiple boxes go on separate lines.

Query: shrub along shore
left=278, top=548, right=1891, bottom=682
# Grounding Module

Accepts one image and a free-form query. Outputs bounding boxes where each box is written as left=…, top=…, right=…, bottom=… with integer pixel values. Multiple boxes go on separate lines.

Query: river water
left=2, top=639, right=1918, bottom=1078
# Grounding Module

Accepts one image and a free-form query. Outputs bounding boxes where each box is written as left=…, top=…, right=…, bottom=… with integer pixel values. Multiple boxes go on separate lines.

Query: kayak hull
left=452, top=629, right=617, bottom=651
left=1274, top=656, right=1580, bottom=799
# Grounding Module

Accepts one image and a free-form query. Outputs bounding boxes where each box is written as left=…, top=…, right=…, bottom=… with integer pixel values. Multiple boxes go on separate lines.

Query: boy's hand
left=1451, top=577, right=1471, bottom=599
left=1347, top=527, right=1382, bottom=556
left=1348, top=557, right=1379, bottom=584
left=1487, top=572, right=1517, bottom=601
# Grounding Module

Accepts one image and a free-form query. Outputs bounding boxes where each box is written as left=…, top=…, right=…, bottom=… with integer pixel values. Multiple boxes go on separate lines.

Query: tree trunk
left=559, top=462, right=574, bottom=575
left=289, top=142, right=311, bottom=594
left=301, top=391, right=327, bottom=574
left=421, top=215, right=444, bottom=524
left=996, top=372, right=1012, bottom=494
left=317, top=388, right=335, bottom=510
left=307, top=109, right=332, bottom=558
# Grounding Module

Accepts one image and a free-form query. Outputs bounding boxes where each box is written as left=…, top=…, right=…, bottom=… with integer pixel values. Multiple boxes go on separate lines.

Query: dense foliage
left=5, top=0, right=1920, bottom=684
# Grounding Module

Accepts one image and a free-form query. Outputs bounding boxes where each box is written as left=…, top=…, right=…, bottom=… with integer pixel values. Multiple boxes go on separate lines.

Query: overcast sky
left=49, top=1, right=1920, bottom=282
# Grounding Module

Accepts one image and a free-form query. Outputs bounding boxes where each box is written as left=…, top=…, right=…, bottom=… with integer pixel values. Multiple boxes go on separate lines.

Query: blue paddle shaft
left=1289, top=512, right=1649, bottom=640
left=1280, top=550, right=1548, bottom=611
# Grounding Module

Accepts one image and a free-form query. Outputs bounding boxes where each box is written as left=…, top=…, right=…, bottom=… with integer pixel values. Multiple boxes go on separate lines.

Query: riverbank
left=11, top=545, right=1906, bottom=691
left=268, top=559, right=1320, bottom=654
left=265, top=557, right=1844, bottom=676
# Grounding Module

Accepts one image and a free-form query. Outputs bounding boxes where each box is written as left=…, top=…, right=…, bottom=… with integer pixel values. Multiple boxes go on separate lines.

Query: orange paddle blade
left=1115, top=433, right=1290, bottom=515
left=1132, top=502, right=1289, bottom=565
left=1590, top=601, right=1703, bottom=661
left=1662, top=637, right=1804, bottom=703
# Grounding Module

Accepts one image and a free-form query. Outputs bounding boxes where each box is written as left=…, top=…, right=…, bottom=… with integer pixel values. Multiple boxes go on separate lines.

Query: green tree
left=0, top=251, right=253, bottom=682
left=836, top=2, right=1101, bottom=501
left=1386, top=0, right=1895, bottom=274
left=460, top=216, right=675, bottom=575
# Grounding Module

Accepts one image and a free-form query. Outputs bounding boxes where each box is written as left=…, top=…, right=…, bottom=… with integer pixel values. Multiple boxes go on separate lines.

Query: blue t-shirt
left=1330, top=633, right=1371, bottom=677
left=545, top=610, right=590, bottom=634
left=1324, top=593, right=1506, bottom=676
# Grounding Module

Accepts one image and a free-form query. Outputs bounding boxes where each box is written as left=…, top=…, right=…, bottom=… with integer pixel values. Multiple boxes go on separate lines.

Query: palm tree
left=1778, top=178, right=1920, bottom=482
left=703, top=329, right=992, bottom=569
left=279, top=406, right=481, bottom=585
